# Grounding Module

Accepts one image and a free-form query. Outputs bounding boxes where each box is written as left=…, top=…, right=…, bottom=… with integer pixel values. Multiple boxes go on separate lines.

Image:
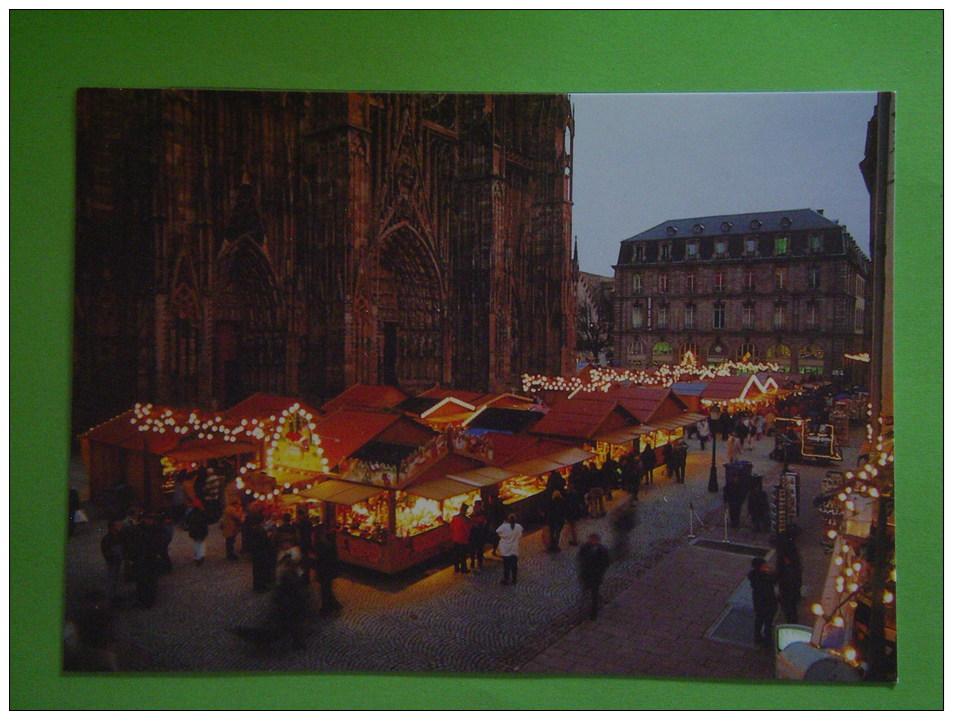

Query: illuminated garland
left=522, top=351, right=781, bottom=394
left=810, top=412, right=895, bottom=670
left=129, top=402, right=271, bottom=442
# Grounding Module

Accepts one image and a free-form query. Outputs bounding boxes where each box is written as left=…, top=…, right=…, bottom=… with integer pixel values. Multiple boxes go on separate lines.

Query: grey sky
left=570, top=92, right=877, bottom=276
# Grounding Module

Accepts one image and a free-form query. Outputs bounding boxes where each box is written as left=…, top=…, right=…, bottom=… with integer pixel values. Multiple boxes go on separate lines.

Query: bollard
left=723, top=507, right=730, bottom=543
left=687, top=502, right=696, bottom=539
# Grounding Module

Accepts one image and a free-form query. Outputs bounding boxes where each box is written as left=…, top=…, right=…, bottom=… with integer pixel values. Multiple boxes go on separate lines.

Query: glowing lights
left=845, top=647, right=858, bottom=662
left=811, top=603, right=825, bottom=616
left=832, top=616, right=845, bottom=628
left=883, top=591, right=894, bottom=604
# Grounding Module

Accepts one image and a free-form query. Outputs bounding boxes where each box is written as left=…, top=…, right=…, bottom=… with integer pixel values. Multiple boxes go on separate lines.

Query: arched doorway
left=357, top=226, right=448, bottom=389
left=212, top=236, right=284, bottom=407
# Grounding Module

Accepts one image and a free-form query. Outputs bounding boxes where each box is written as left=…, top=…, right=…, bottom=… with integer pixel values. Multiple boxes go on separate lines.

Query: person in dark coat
left=486, top=493, right=506, bottom=556
left=185, top=505, right=209, bottom=565
left=545, top=490, right=566, bottom=552
left=723, top=473, right=748, bottom=528
left=468, top=500, right=489, bottom=571
left=562, top=483, right=585, bottom=546
left=578, top=533, right=611, bottom=619
left=747, top=478, right=771, bottom=532
left=132, top=512, right=164, bottom=608
left=101, top=518, right=125, bottom=603
left=245, top=511, right=276, bottom=593
left=640, top=444, right=657, bottom=484
left=313, top=529, right=342, bottom=615
left=775, top=537, right=803, bottom=623
left=271, top=543, right=310, bottom=649
left=748, top=557, right=778, bottom=646
left=662, top=442, right=675, bottom=479
left=620, top=452, right=641, bottom=503
left=568, top=463, right=590, bottom=499
left=545, top=469, right=567, bottom=495
left=673, top=439, right=689, bottom=484
left=295, top=506, right=314, bottom=577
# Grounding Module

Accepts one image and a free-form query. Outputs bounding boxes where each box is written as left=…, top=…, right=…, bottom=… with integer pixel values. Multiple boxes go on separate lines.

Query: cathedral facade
left=73, top=91, right=575, bottom=433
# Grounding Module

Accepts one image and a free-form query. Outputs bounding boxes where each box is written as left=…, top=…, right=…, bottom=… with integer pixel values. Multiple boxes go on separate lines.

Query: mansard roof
left=623, top=209, right=841, bottom=242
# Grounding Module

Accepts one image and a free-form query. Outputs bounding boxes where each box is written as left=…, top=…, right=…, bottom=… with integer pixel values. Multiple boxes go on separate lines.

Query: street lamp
left=707, top=404, right=721, bottom=492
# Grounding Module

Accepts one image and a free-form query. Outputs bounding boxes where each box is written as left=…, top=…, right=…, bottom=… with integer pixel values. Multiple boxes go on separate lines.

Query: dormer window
left=634, top=244, right=645, bottom=262
left=744, top=237, right=757, bottom=255
left=721, top=221, right=733, bottom=232
left=715, top=240, right=727, bottom=257
left=750, top=219, right=762, bottom=230
left=665, top=225, right=678, bottom=236
left=692, top=223, right=705, bottom=234
left=776, top=236, right=789, bottom=255
left=780, top=216, right=792, bottom=228
left=810, top=233, right=823, bottom=253
left=686, top=241, right=699, bottom=259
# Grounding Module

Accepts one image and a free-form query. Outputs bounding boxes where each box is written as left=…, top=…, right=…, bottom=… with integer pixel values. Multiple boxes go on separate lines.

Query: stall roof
left=419, top=397, right=477, bottom=420
left=298, top=479, right=382, bottom=506
left=321, top=384, right=410, bottom=412
left=163, top=439, right=257, bottom=465
left=529, top=398, right=631, bottom=440
left=671, top=381, right=709, bottom=397
left=701, top=375, right=765, bottom=402
left=81, top=409, right=181, bottom=455
left=447, top=466, right=514, bottom=489
left=502, top=447, right=594, bottom=477
left=570, top=386, right=689, bottom=424
left=599, top=412, right=708, bottom=444
left=480, top=433, right=568, bottom=465
left=223, top=393, right=318, bottom=422
left=419, top=387, right=485, bottom=404
left=397, top=396, right=442, bottom=415
left=471, top=393, right=536, bottom=410
left=350, top=441, right=419, bottom=467
left=465, top=407, right=544, bottom=434
left=310, top=410, right=402, bottom=468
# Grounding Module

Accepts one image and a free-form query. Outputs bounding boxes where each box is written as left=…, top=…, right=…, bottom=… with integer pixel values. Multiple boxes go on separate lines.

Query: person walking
left=727, top=432, right=742, bottom=463
left=640, top=444, right=657, bottom=485
left=673, top=438, right=689, bottom=484
left=220, top=497, right=245, bottom=562
left=747, top=478, right=771, bottom=532
left=578, top=533, right=611, bottom=620
left=563, top=483, right=585, bottom=546
left=245, top=510, right=276, bottom=593
left=468, top=500, right=489, bottom=571
left=620, top=452, right=641, bottom=503
left=723, top=473, right=748, bottom=528
left=662, top=441, right=675, bottom=479
left=748, top=557, right=778, bottom=647
left=185, top=504, right=209, bottom=566
left=450, top=503, right=472, bottom=573
left=545, top=490, right=566, bottom=553
left=776, top=537, right=803, bottom=623
left=100, top=518, right=125, bottom=604
left=496, top=514, right=523, bottom=585
left=696, top=418, right=710, bottom=451
left=313, top=529, right=342, bottom=615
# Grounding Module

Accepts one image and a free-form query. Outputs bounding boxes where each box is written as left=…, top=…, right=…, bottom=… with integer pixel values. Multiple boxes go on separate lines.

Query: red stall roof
left=81, top=409, right=181, bottom=455
left=310, top=409, right=402, bottom=468
left=529, top=398, right=632, bottom=440
left=571, top=386, right=689, bottom=424
left=701, top=375, right=765, bottom=402
left=223, top=393, right=318, bottom=422
left=419, top=387, right=485, bottom=404
left=321, top=384, right=409, bottom=412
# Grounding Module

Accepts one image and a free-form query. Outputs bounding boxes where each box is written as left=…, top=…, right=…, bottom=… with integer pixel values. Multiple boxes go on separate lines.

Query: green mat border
left=10, top=10, right=942, bottom=710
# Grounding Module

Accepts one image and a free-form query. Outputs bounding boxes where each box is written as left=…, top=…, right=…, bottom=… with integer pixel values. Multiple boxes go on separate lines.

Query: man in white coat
left=495, top=514, right=524, bottom=585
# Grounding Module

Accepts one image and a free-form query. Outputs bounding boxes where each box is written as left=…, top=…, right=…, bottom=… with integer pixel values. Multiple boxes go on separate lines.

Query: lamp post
left=707, top=404, right=721, bottom=492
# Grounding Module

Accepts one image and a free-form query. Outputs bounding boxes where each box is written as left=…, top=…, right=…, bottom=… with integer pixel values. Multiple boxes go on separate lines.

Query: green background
left=10, top=10, right=942, bottom=710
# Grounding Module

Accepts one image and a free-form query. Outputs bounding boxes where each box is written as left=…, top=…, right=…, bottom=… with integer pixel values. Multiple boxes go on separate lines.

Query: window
left=742, top=303, right=755, bottom=329
left=775, top=268, right=787, bottom=290
left=632, top=273, right=643, bottom=294
left=714, top=270, right=726, bottom=292
left=767, top=343, right=791, bottom=359
left=658, top=273, right=669, bottom=293
left=721, top=221, right=733, bottom=232
left=744, top=238, right=757, bottom=255
left=660, top=243, right=671, bottom=260
left=634, top=245, right=645, bottom=262
left=633, top=340, right=645, bottom=355
left=773, top=303, right=786, bottom=328
left=653, top=341, right=672, bottom=355
left=692, top=223, right=705, bottom=234
left=684, top=303, right=696, bottom=329
left=808, top=266, right=821, bottom=290
left=806, top=302, right=819, bottom=328
left=743, top=269, right=755, bottom=291
left=810, top=233, right=823, bottom=253
left=737, top=343, right=757, bottom=360
left=799, top=343, right=825, bottom=360
left=678, top=342, right=698, bottom=360
left=631, top=304, right=644, bottom=329
left=656, top=303, right=668, bottom=328
left=686, top=241, right=699, bottom=259
left=686, top=272, right=696, bottom=292
left=665, top=225, right=678, bottom=236
left=713, top=302, right=726, bottom=329
left=715, top=240, right=727, bottom=257
left=776, top=236, right=789, bottom=255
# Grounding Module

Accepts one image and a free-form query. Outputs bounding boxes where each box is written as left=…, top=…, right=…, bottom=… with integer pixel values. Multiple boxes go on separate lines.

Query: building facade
left=576, top=267, right=615, bottom=366
left=613, top=209, right=870, bottom=382
left=73, top=90, right=575, bottom=433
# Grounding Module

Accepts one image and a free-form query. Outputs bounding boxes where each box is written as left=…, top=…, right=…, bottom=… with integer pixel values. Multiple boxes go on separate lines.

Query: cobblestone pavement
left=64, top=432, right=851, bottom=675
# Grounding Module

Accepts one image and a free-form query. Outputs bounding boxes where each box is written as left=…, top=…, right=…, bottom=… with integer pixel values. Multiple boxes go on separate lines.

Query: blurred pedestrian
left=100, top=518, right=125, bottom=604
left=545, top=490, right=566, bottom=552
left=469, top=500, right=489, bottom=571
left=696, top=418, right=710, bottom=450
left=578, top=533, right=610, bottom=620
left=185, top=504, right=209, bottom=565
left=313, top=529, right=342, bottom=615
left=221, top=497, right=246, bottom=562
left=563, top=483, right=585, bottom=546
left=245, top=510, right=276, bottom=593
left=640, top=444, right=657, bottom=484
left=450, top=503, right=472, bottom=573
left=747, top=478, right=770, bottom=532
left=748, top=557, right=778, bottom=647
left=673, top=438, right=689, bottom=484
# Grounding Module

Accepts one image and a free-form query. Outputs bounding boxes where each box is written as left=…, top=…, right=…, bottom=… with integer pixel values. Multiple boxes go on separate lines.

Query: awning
left=163, top=440, right=257, bottom=465
left=406, top=477, right=476, bottom=501
left=297, top=479, right=382, bottom=506
left=447, top=466, right=514, bottom=488
left=598, top=412, right=706, bottom=443
left=503, top=448, right=594, bottom=477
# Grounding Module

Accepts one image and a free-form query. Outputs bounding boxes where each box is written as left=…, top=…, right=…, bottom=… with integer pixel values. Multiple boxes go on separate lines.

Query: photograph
left=64, top=88, right=894, bottom=681
left=10, top=10, right=940, bottom=711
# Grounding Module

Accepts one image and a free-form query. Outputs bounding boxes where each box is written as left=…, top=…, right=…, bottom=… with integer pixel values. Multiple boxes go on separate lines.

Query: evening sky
left=570, top=92, right=877, bottom=276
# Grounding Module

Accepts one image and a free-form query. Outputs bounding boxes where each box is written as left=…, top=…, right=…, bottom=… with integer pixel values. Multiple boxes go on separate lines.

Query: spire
left=572, top=236, right=580, bottom=281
